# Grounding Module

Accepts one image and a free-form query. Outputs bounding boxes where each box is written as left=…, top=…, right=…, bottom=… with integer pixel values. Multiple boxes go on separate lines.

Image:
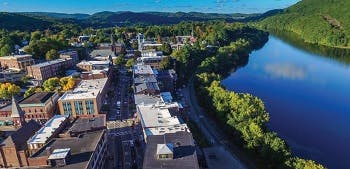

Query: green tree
left=160, top=43, right=173, bottom=55
left=45, top=49, right=59, bottom=61
left=125, top=58, right=135, bottom=68
left=24, top=87, right=36, bottom=98
left=0, top=44, right=12, bottom=56
left=159, top=56, right=173, bottom=70
left=113, top=55, right=125, bottom=66
left=43, top=77, right=60, bottom=92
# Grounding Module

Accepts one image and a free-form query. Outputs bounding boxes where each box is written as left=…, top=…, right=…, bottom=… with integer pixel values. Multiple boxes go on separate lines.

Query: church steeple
left=11, top=96, right=25, bottom=127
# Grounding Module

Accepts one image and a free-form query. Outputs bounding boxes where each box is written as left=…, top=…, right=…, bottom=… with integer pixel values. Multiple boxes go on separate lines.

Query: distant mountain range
left=0, top=10, right=282, bottom=30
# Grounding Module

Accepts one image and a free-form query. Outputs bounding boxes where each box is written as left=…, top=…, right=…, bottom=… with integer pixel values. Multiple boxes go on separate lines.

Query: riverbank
left=191, top=33, right=325, bottom=168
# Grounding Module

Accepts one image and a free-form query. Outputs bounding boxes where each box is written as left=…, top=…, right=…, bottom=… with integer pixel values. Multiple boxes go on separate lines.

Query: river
left=222, top=35, right=350, bottom=169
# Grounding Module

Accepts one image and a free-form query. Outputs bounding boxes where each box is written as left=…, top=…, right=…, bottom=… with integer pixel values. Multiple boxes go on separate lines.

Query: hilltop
left=257, top=0, right=350, bottom=48
left=0, top=10, right=281, bottom=30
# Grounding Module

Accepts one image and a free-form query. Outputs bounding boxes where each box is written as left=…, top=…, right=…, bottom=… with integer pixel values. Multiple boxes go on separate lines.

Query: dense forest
left=256, top=0, right=350, bottom=48
left=0, top=10, right=284, bottom=31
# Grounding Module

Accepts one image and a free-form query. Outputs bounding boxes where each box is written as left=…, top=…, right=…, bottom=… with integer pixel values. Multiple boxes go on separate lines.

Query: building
left=19, top=92, right=60, bottom=122
left=0, top=120, right=42, bottom=168
left=27, top=115, right=69, bottom=155
left=58, top=78, right=109, bottom=117
left=136, top=51, right=166, bottom=69
left=28, top=116, right=107, bottom=169
left=26, top=58, right=75, bottom=83
left=136, top=103, right=187, bottom=139
left=0, top=69, right=26, bottom=83
left=59, top=50, right=79, bottom=64
left=77, top=60, right=110, bottom=72
left=0, top=54, right=34, bottom=71
left=89, top=43, right=120, bottom=61
left=0, top=92, right=60, bottom=123
left=142, top=131, right=199, bottom=169
left=156, top=69, right=177, bottom=93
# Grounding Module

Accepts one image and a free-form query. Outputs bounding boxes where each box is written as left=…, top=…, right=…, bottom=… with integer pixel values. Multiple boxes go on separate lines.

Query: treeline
left=255, top=0, right=350, bottom=48
left=170, top=23, right=325, bottom=168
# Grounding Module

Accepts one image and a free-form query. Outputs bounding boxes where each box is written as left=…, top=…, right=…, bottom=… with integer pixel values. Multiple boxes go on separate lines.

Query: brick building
left=0, top=55, right=34, bottom=71
left=0, top=120, right=41, bottom=168
left=19, top=92, right=60, bottom=122
left=26, top=58, right=74, bottom=83
left=59, top=50, right=79, bottom=64
left=0, top=92, right=60, bottom=123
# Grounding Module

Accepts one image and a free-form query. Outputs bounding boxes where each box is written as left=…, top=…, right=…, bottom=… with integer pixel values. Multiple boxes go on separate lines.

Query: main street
left=182, top=79, right=248, bottom=169
left=106, top=66, right=144, bottom=169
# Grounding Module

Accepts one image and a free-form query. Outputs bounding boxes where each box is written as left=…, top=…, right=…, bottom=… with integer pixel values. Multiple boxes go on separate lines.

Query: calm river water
left=222, top=35, right=350, bottom=169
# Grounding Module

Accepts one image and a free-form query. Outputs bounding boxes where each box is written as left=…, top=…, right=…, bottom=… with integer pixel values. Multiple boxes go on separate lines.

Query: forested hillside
left=0, top=12, right=53, bottom=31
left=256, top=0, right=350, bottom=48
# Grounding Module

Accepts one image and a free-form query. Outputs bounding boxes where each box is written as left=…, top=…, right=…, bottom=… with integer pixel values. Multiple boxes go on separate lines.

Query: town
left=0, top=31, right=208, bottom=169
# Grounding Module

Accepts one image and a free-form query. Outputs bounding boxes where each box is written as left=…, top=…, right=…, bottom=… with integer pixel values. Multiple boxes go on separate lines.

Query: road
left=183, top=80, right=247, bottom=169
left=106, top=66, right=144, bottom=169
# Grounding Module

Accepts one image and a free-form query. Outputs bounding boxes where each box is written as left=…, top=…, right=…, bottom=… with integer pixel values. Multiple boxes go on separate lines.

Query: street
left=106, top=66, right=145, bottom=169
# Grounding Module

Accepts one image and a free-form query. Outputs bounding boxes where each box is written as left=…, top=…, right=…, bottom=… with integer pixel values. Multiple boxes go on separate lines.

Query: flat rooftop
left=133, top=65, right=154, bottom=75
left=90, top=49, right=116, bottom=58
left=77, top=60, right=110, bottom=66
left=69, top=116, right=106, bottom=134
left=59, top=78, right=107, bottom=100
left=0, top=54, right=32, bottom=59
left=30, top=58, right=71, bottom=68
left=32, top=130, right=105, bottom=169
left=19, top=92, right=55, bottom=105
left=137, top=104, right=180, bottom=128
left=28, top=115, right=68, bottom=144
left=143, top=131, right=199, bottom=169
left=145, top=123, right=189, bottom=136
left=134, top=94, right=161, bottom=105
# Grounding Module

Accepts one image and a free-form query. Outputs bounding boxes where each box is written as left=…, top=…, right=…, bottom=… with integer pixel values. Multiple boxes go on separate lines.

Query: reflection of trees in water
left=271, top=30, right=350, bottom=65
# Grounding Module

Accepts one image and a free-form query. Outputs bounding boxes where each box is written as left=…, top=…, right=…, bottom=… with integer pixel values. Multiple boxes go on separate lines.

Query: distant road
left=183, top=79, right=249, bottom=169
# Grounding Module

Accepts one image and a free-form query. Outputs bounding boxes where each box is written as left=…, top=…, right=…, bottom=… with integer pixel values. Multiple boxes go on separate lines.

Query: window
left=74, top=101, right=84, bottom=115
left=85, top=100, right=95, bottom=114
left=62, top=102, right=72, bottom=116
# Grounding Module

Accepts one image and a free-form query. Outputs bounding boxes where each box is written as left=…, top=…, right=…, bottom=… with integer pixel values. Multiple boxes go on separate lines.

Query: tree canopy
left=0, top=83, right=20, bottom=99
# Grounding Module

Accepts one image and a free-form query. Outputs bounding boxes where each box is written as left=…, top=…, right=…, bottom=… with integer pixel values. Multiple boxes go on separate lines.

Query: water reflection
left=271, top=30, right=350, bottom=65
left=222, top=35, right=350, bottom=169
left=264, top=63, right=306, bottom=80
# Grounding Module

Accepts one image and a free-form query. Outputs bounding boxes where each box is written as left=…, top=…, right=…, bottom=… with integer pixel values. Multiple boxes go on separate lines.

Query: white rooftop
left=77, top=60, right=110, bottom=66
left=59, top=78, right=108, bottom=100
left=145, top=123, right=189, bottom=136
left=48, top=148, right=71, bottom=160
left=134, top=65, right=154, bottom=75
left=137, top=104, right=181, bottom=129
left=28, top=115, right=68, bottom=144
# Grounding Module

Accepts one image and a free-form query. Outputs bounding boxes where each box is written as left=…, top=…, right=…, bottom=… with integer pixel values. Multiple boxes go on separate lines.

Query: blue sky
left=0, top=0, right=300, bottom=14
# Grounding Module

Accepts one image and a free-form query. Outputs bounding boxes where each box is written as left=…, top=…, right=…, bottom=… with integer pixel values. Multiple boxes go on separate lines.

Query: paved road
left=183, top=80, right=247, bottom=169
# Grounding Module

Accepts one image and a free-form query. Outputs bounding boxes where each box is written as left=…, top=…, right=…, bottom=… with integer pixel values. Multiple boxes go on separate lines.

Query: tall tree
left=45, top=49, right=59, bottom=61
